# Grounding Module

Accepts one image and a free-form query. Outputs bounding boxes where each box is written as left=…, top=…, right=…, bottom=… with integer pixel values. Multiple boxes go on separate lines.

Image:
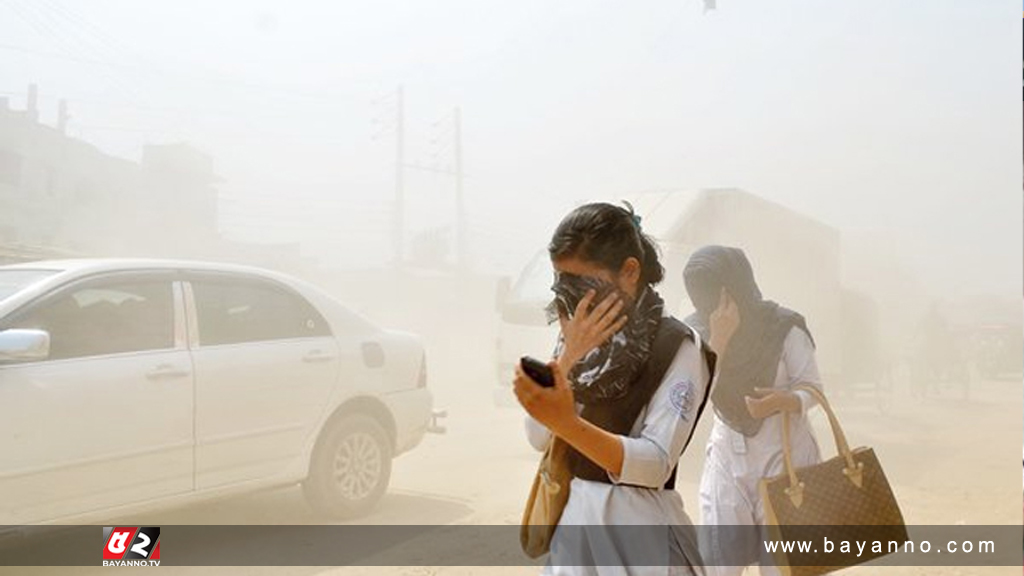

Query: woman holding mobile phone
left=514, top=202, right=725, bottom=575
left=682, top=245, right=823, bottom=576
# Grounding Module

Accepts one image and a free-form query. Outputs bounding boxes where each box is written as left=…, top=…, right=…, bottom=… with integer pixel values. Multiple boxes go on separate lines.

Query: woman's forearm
left=550, top=414, right=625, bottom=477
left=548, top=352, right=624, bottom=476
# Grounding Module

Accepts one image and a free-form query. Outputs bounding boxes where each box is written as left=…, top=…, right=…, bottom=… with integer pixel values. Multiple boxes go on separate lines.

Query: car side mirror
left=0, top=329, right=51, bottom=363
left=495, top=276, right=511, bottom=313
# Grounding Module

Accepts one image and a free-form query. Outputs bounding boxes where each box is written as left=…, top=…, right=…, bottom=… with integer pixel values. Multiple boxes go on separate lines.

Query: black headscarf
left=682, top=245, right=813, bottom=437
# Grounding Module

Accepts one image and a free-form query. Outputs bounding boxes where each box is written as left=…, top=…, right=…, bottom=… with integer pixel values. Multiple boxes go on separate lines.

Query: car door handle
left=302, top=350, right=336, bottom=364
left=146, top=364, right=191, bottom=380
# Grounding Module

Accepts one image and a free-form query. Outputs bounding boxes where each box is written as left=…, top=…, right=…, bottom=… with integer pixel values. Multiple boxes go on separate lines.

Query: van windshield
left=510, top=251, right=554, bottom=303
left=0, top=270, right=60, bottom=303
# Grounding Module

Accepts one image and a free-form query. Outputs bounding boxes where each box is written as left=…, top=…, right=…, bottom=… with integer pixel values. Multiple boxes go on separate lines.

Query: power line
left=37, top=0, right=136, bottom=59
left=0, top=38, right=369, bottom=106
left=4, top=0, right=145, bottom=101
left=0, top=40, right=113, bottom=66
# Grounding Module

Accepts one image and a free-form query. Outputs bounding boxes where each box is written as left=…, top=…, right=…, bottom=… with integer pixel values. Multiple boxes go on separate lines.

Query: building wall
left=0, top=92, right=318, bottom=278
left=0, top=98, right=219, bottom=258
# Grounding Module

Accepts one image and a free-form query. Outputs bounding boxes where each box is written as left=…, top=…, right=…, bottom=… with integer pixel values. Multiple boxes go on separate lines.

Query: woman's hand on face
left=708, top=288, right=740, bottom=355
left=556, top=289, right=628, bottom=369
left=514, top=360, right=577, bottom=434
left=744, top=387, right=802, bottom=419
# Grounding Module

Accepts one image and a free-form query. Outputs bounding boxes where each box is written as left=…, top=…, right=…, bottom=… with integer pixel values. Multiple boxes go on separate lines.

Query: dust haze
left=0, top=1, right=1020, bottom=575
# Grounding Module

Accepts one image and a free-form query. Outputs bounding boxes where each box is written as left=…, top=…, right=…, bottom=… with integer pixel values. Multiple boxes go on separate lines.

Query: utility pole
left=453, top=106, right=467, bottom=271
left=394, top=85, right=405, bottom=268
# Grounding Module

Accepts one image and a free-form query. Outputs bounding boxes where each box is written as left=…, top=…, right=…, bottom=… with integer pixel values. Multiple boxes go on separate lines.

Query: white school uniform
left=698, top=326, right=823, bottom=576
left=525, top=329, right=711, bottom=576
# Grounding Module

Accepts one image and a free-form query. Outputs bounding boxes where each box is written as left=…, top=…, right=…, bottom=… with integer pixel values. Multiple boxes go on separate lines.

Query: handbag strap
left=539, top=437, right=569, bottom=490
left=779, top=384, right=864, bottom=507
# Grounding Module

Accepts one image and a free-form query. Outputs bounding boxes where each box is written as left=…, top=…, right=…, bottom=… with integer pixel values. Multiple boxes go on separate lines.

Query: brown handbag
left=758, top=385, right=908, bottom=576
left=520, top=436, right=572, bottom=558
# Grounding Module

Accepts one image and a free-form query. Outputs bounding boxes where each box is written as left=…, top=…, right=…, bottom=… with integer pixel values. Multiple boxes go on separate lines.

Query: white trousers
left=698, top=419, right=820, bottom=576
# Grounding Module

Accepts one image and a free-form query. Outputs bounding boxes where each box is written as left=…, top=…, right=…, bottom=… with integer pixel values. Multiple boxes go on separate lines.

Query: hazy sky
left=0, top=0, right=1020, bottom=298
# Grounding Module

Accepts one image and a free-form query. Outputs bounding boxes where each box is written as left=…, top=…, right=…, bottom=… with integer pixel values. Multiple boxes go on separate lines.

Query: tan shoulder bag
left=520, top=436, right=572, bottom=558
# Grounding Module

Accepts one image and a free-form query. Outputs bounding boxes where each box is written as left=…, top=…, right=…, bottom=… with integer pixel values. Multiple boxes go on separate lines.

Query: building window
left=0, top=149, right=22, bottom=187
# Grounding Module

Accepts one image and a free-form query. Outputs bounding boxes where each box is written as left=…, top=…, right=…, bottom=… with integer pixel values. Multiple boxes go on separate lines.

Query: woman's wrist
left=709, top=336, right=728, bottom=356
left=548, top=411, right=581, bottom=440
left=556, top=353, right=577, bottom=377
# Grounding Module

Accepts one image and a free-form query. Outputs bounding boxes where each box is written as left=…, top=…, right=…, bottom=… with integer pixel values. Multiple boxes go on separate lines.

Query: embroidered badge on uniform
left=669, top=380, right=694, bottom=420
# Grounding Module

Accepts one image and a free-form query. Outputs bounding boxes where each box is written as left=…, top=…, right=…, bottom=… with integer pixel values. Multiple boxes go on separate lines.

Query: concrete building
left=0, top=89, right=221, bottom=259
left=0, top=88, right=145, bottom=255
left=0, top=85, right=317, bottom=275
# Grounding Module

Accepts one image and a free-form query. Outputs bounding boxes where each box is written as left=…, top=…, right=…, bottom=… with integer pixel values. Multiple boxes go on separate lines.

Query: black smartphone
left=520, top=356, right=555, bottom=388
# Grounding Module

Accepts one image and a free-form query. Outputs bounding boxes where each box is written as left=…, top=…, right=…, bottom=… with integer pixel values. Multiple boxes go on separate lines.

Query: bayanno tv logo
left=102, top=527, right=161, bottom=567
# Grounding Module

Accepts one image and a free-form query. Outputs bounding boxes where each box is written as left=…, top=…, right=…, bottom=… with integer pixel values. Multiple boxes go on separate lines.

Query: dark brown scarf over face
left=682, top=246, right=813, bottom=437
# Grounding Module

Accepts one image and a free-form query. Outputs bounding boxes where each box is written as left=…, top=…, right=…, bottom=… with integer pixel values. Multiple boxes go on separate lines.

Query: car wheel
left=303, top=415, right=392, bottom=519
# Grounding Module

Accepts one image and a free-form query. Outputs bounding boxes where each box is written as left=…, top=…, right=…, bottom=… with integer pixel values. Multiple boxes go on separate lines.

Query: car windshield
left=0, top=270, right=60, bottom=302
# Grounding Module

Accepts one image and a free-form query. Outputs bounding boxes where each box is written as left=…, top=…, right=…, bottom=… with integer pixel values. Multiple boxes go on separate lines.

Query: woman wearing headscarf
left=682, top=245, right=823, bottom=576
left=514, top=203, right=719, bottom=575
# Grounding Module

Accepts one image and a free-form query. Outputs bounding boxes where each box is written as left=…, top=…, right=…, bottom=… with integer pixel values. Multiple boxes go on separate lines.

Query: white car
left=0, top=259, right=442, bottom=526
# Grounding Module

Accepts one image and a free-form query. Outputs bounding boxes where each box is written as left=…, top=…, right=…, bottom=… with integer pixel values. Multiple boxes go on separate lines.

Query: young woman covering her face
left=682, top=246, right=823, bottom=576
left=514, top=203, right=719, bottom=576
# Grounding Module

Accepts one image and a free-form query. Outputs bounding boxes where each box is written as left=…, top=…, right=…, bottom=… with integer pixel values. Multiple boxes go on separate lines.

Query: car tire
left=303, top=415, right=392, bottom=519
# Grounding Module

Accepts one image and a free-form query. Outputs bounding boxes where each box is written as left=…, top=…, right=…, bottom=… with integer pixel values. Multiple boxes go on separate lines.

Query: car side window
left=191, top=278, right=332, bottom=346
left=3, top=279, right=175, bottom=361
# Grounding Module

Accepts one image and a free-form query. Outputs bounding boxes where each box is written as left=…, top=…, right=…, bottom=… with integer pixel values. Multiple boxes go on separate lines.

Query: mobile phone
left=520, top=356, right=555, bottom=388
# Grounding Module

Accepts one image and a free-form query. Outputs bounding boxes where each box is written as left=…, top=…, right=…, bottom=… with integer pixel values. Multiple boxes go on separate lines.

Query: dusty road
left=7, top=371, right=1020, bottom=575
left=3, top=285, right=1021, bottom=576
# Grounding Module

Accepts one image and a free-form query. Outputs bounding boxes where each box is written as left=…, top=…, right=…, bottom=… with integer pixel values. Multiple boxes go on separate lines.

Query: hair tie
left=622, top=200, right=642, bottom=232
